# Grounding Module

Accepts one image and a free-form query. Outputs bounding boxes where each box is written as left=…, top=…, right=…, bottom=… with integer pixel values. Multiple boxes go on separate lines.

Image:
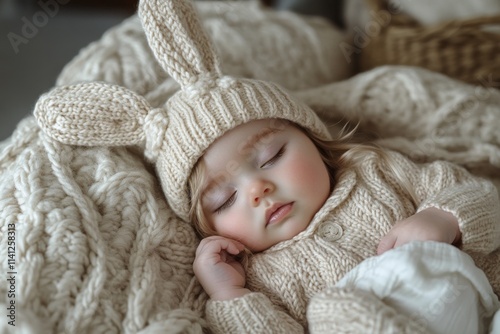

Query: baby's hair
left=189, top=161, right=214, bottom=238
left=188, top=119, right=417, bottom=239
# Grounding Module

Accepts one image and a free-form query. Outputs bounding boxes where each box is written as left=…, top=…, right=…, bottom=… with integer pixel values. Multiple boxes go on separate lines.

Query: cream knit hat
left=34, top=0, right=331, bottom=222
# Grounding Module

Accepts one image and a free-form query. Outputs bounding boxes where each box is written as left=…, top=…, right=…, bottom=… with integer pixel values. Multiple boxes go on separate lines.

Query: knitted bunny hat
left=34, top=0, right=331, bottom=222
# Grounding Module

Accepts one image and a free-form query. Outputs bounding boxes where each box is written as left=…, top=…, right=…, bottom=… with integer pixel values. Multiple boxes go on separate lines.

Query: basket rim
left=366, top=0, right=500, bottom=30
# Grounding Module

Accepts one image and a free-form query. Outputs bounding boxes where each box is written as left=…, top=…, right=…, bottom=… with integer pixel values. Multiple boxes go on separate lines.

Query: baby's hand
left=377, top=207, right=461, bottom=255
left=193, top=236, right=250, bottom=300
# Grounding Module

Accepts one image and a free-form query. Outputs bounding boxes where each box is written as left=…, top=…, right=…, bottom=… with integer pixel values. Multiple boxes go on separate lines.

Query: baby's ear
left=34, top=82, right=151, bottom=146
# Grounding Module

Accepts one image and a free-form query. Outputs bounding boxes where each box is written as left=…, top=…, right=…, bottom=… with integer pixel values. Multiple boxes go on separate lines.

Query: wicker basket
left=358, top=0, right=500, bottom=89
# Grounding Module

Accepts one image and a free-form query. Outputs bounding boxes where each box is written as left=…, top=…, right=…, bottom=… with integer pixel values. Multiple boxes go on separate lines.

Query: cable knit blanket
left=1, top=1, right=499, bottom=333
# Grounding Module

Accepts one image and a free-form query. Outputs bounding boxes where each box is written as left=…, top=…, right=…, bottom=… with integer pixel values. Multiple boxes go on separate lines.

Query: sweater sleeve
left=307, top=287, right=428, bottom=334
left=389, top=151, right=500, bottom=254
left=205, top=292, right=304, bottom=334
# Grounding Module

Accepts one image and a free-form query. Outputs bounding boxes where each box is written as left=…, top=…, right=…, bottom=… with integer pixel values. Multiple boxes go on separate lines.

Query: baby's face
left=200, top=119, right=330, bottom=252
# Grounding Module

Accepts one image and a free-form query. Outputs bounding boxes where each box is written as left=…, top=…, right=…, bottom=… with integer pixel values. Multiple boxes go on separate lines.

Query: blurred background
left=0, top=0, right=136, bottom=141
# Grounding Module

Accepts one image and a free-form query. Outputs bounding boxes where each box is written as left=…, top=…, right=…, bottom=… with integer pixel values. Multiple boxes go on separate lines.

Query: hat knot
left=184, top=73, right=236, bottom=98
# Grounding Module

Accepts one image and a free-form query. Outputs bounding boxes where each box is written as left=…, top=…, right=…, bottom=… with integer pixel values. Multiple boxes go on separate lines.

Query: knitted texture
left=0, top=118, right=204, bottom=333
left=35, top=0, right=332, bottom=222
left=1, top=0, right=500, bottom=333
left=206, top=292, right=302, bottom=333
left=296, top=65, right=500, bottom=192
left=307, top=287, right=428, bottom=334
left=34, top=83, right=150, bottom=146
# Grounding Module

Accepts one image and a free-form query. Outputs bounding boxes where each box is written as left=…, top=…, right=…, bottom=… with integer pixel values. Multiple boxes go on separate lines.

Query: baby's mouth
left=266, top=202, right=294, bottom=226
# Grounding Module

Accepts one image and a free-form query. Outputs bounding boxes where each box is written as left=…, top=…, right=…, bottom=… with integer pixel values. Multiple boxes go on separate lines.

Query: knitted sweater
left=205, top=150, right=500, bottom=333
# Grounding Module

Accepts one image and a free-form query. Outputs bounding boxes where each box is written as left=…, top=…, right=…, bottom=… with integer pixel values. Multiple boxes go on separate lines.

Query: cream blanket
left=1, top=1, right=499, bottom=333
left=336, top=241, right=500, bottom=333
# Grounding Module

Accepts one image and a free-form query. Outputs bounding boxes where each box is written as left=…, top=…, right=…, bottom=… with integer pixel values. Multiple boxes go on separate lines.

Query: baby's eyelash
left=261, top=145, right=286, bottom=168
left=215, top=192, right=237, bottom=214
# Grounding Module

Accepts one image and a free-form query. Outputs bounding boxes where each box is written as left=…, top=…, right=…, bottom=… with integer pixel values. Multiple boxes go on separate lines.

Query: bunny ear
left=34, top=82, right=151, bottom=147
left=139, top=0, right=222, bottom=88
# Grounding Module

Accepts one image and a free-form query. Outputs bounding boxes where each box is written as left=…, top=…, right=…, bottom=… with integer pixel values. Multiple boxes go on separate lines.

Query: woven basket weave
left=359, top=0, right=500, bottom=89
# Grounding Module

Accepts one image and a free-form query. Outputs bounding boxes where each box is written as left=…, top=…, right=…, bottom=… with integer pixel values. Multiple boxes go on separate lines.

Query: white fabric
left=492, top=311, right=500, bottom=334
left=336, top=241, right=500, bottom=334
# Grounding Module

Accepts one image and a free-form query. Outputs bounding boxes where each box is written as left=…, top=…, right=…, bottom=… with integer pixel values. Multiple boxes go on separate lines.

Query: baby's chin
left=251, top=221, right=310, bottom=252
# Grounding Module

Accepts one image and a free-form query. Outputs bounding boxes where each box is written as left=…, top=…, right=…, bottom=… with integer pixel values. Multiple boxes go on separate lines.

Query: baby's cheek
left=287, top=155, right=328, bottom=187
left=213, top=212, right=242, bottom=239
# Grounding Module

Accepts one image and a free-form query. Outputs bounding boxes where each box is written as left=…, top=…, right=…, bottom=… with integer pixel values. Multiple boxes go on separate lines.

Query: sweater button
left=319, top=223, right=343, bottom=242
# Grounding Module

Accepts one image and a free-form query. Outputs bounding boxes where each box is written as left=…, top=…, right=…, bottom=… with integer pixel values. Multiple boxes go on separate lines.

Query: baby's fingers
left=377, top=232, right=397, bottom=255
left=196, top=236, right=245, bottom=257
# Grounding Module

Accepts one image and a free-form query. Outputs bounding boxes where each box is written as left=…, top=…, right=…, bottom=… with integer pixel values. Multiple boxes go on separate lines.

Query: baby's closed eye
left=215, top=191, right=237, bottom=214
left=260, top=145, right=286, bottom=168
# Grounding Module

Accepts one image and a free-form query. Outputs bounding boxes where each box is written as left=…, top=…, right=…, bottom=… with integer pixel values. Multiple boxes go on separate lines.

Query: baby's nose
left=250, top=180, right=274, bottom=206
